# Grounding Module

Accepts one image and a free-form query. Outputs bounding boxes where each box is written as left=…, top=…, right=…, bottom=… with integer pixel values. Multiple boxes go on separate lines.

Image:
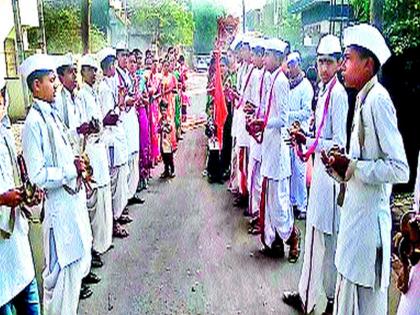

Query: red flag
left=213, top=50, right=228, bottom=151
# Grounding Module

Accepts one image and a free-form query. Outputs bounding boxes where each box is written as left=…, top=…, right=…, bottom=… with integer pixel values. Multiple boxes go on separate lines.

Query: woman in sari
left=160, top=59, right=178, bottom=151
left=146, top=59, right=162, bottom=166
left=127, top=52, right=151, bottom=189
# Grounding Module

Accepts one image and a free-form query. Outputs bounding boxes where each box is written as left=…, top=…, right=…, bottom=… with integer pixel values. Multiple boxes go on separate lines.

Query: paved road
left=79, top=73, right=399, bottom=315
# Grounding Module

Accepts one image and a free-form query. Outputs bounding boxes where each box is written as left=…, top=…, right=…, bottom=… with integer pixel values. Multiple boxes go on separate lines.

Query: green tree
left=256, top=0, right=302, bottom=51
left=191, top=0, right=226, bottom=54
left=28, top=3, right=107, bottom=54
left=350, top=0, right=420, bottom=55
left=132, top=0, right=194, bottom=48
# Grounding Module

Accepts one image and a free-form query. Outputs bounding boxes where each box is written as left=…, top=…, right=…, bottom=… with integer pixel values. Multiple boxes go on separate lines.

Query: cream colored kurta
left=336, top=76, right=409, bottom=290
left=306, top=76, right=348, bottom=235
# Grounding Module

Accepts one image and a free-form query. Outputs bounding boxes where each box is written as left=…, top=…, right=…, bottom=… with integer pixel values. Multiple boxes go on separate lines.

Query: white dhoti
left=110, top=163, right=129, bottom=219
left=298, top=225, right=337, bottom=313
left=247, top=158, right=262, bottom=216
left=237, top=145, right=249, bottom=197
left=42, top=228, right=91, bottom=315
left=263, top=177, right=293, bottom=246
left=290, top=149, right=307, bottom=212
left=87, top=185, right=113, bottom=254
left=333, top=273, right=388, bottom=315
left=127, top=153, right=140, bottom=199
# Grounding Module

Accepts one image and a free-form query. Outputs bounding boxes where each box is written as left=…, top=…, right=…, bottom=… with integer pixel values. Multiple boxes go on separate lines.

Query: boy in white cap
left=20, top=54, right=92, bottom=314
left=244, top=38, right=271, bottom=231
left=283, top=34, right=348, bottom=315
left=325, top=23, right=409, bottom=315
left=115, top=43, right=144, bottom=207
left=249, top=39, right=299, bottom=261
left=232, top=36, right=253, bottom=208
left=96, top=48, right=130, bottom=238
left=0, top=73, right=43, bottom=314
left=54, top=53, right=101, bottom=295
left=77, top=55, right=113, bottom=265
left=285, top=51, right=314, bottom=221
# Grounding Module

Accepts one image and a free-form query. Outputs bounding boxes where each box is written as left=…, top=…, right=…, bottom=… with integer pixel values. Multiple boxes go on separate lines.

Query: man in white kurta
left=286, top=52, right=314, bottom=220
left=115, top=46, right=142, bottom=206
left=20, top=54, right=92, bottom=315
left=283, top=35, right=348, bottom=315
left=97, top=48, right=130, bottom=237
left=256, top=40, right=298, bottom=261
left=78, top=55, right=113, bottom=257
left=232, top=39, right=253, bottom=207
left=330, top=24, right=410, bottom=315
left=244, top=38, right=270, bottom=222
left=0, top=78, right=41, bottom=313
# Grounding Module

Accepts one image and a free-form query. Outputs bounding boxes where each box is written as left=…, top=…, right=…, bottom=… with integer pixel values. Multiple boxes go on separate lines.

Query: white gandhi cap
left=265, top=38, right=288, bottom=54
left=18, top=54, right=56, bottom=81
left=317, top=34, right=341, bottom=55
left=80, top=54, right=98, bottom=69
left=55, top=53, right=76, bottom=69
left=343, top=23, right=391, bottom=65
left=96, top=47, right=116, bottom=63
left=286, top=51, right=301, bottom=64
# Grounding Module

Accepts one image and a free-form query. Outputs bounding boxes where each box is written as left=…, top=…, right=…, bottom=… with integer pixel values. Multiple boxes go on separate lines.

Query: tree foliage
left=351, top=0, right=420, bottom=55
left=132, top=0, right=194, bottom=48
left=256, top=0, right=302, bottom=51
left=191, top=0, right=226, bottom=54
left=29, top=3, right=106, bottom=54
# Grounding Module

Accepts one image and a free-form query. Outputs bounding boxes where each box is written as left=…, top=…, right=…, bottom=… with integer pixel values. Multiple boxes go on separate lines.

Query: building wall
left=0, top=0, right=39, bottom=80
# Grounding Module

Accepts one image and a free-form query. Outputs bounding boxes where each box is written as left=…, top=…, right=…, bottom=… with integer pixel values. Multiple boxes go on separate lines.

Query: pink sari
left=147, top=71, right=161, bottom=164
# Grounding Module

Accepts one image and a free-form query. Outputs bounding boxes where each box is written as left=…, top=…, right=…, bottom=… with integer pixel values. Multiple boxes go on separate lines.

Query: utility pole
left=242, top=0, right=246, bottom=33
left=11, top=0, right=30, bottom=108
left=11, top=0, right=25, bottom=64
left=37, top=0, right=47, bottom=53
left=370, top=0, right=384, bottom=30
left=81, top=0, right=91, bottom=54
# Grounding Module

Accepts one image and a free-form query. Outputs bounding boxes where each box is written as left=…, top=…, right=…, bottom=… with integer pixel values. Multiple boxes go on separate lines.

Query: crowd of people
left=0, top=45, right=189, bottom=314
left=204, top=24, right=419, bottom=315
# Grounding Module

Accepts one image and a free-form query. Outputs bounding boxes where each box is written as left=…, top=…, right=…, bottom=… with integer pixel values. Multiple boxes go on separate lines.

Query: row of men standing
left=222, top=24, right=409, bottom=314
left=0, top=45, right=151, bottom=314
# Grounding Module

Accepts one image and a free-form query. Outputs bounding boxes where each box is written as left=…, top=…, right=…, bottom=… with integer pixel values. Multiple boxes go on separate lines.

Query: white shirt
left=288, top=77, right=313, bottom=133
left=54, top=87, right=86, bottom=151
left=260, top=68, right=291, bottom=180
left=235, top=64, right=254, bottom=147
left=22, top=99, right=92, bottom=268
left=306, top=76, right=348, bottom=234
left=249, top=67, right=270, bottom=162
left=335, top=76, right=409, bottom=289
left=97, top=77, right=128, bottom=167
left=232, top=62, right=249, bottom=139
left=0, top=118, right=35, bottom=307
left=120, top=73, right=140, bottom=157
left=77, top=84, right=111, bottom=187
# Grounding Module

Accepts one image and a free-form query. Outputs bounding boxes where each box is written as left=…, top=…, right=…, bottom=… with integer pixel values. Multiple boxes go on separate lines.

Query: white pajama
left=263, top=177, right=293, bottom=246
left=127, top=154, right=140, bottom=199
left=290, top=149, right=307, bottom=212
left=247, top=158, right=262, bottom=216
left=42, top=228, right=91, bottom=315
left=110, top=163, right=129, bottom=219
left=298, top=225, right=337, bottom=313
left=333, top=272, right=387, bottom=315
left=87, top=185, right=113, bottom=254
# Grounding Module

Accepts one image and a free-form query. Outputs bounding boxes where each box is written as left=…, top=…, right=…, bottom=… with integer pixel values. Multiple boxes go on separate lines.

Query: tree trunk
left=81, top=0, right=90, bottom=54
left=370, top=0, right=384, bottom=30
left=37, top=0, right=47, bottom=53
